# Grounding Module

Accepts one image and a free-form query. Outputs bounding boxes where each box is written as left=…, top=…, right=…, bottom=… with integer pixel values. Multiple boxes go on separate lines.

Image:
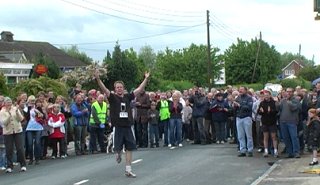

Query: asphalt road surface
left=0, top=143, right=277, bottom=185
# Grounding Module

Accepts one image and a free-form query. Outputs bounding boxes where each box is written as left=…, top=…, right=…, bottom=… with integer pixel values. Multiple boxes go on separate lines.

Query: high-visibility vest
left=159, top=100, right=170, bottom=121
left=89, top=101, right=108, bottom=125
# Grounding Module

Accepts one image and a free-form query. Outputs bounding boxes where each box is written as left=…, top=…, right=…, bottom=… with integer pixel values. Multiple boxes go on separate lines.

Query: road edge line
left=250, top=160, right=281, bottom=185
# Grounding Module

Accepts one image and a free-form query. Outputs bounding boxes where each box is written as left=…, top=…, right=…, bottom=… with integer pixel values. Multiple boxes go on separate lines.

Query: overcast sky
left=1, top=0, right=319, bottom=64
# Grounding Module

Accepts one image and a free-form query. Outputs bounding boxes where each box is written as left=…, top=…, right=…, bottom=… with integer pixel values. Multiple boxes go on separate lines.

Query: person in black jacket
left=211, top=93, right=229, bottom=144
left=305, top=108, right=320, bottom=165
left=258, top=90, right=278, bottom=158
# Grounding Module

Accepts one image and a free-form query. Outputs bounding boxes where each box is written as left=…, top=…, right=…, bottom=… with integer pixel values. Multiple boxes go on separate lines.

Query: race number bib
left=119, top=112, right=128, bottom=118
left=119, top=102, right=128, bottom=118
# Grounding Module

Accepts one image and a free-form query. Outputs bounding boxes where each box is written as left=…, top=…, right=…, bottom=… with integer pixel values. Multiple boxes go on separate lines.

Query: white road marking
left=250, top=161, right=280, bottom=185
left=132, top=159, right=143, bottom=164
left=74, top=179, right=89, bottom=185
left=170, top=147, right=176, bottom=150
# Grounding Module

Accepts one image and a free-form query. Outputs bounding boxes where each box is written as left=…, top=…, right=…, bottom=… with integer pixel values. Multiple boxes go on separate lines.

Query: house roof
left=0, top=40, right=87, bottom=68
left=0, top=55, right=11, bottom=63
left=281, top=59, right=304, bottom=71
left=0, top=51, right=26, bottom=63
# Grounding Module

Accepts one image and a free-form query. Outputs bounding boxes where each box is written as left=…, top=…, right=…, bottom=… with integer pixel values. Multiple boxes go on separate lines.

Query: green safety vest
left=89, top=101, right=108, bottom=125
left=159, top=100, right=170, bottom=121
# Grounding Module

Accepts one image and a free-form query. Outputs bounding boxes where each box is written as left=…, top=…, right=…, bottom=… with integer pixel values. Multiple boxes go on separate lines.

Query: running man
left=94, top=70, right=150, bottom=178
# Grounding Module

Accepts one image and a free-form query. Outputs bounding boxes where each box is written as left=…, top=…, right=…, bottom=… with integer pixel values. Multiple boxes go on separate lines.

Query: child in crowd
left=182, top=100, right=193, bottom=141
left=48, top=104, right=66, bottom=159
left=305, top=109, right=320, bottom=166
left=148, top=101, right=160, bottom=148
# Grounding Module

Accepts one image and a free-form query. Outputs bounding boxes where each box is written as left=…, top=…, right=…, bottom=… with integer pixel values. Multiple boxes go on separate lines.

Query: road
left=0, top=143, right=277, bottom=185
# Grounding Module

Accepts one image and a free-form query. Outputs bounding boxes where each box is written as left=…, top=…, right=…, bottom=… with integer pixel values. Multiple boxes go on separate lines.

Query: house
left=0, top=51, right=34, bottom=84
left=281, top=59, right=304, bottom=79
left=0, top=31, right=87, bottom=83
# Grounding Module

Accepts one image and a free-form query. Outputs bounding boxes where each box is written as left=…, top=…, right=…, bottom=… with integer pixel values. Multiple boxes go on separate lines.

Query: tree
left=31, top=53, right=61, bottom=79
left=60, top=45, right=93, bottom=65
left=60, top=63, right=107, bottom=88
left=280, top=52, right=314, bottom=68
left=224, top=38, right=281, bottom=84
left=104, top=43, right=138, bottom=91
left=156, top=44, right=223, bottom=87
left=298, top=66, right=320, bottom=81
left=139, top=45, right=156, bottom=70
left=11, top=76, right=68, bottom=98
left=0, top=73, right=9, bottom=96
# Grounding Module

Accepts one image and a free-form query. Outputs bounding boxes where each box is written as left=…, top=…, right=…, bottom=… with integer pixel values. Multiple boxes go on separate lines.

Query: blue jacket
left=235, top=94, right=253, bottom=119
left=189, top=95, right=207, bottom=118
left=71, top=102, right=90, bottom=126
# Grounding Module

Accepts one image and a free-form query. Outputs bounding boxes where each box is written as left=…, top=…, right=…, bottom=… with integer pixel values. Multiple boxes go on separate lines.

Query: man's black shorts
left=261, top=124, right=277, bottom=133
left=113, top=126, right=136, bottom=152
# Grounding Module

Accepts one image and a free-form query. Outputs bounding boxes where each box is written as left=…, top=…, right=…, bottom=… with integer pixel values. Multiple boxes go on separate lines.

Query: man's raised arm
left=94, top=70, right=110, bottom=97
left=133, top=72, right=150, bottom=97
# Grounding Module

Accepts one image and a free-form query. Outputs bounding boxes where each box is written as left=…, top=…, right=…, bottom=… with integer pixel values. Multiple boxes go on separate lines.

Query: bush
left=158, top=80, right=194, bottom=91
left=0, top=73, right=9, bottom=96
left=278, top=78, right=312, bottom=90
left=11, top=76, right=68, bottom=99
left=234, top=83, right=264, bottom=91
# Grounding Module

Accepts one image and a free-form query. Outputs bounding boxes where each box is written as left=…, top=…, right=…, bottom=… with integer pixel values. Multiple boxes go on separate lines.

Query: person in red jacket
left=48, top=104, right=66, bottom=159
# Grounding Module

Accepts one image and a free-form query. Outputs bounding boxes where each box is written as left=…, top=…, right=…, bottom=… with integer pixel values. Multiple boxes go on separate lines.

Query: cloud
left=0, top=0, right=319, bottom=64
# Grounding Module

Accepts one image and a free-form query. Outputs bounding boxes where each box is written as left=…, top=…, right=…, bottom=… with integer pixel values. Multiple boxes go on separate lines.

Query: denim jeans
left=214, top=121, right=226, bottom=142
left=149, top=124, right=159, bottom=145
left=192, top=117, right=206, bottom=143
left=159, top=119, right=169, bottom=146
left=236, top=117, right=253, bottom=153
left=89, top=126, right=106, bottom=152
left=74, top=125, right=87, bottom=153
left=280, top=122, right=300, bottom=156
left=169, top=118, right=182, bottom=145
left=27, top=131, right=42, bottom=161
left=0, top=147, right=5, bottom=167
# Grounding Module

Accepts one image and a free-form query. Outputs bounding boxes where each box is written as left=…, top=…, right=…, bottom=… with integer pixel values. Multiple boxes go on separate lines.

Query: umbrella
left=312, top=77, right=320, bottom=86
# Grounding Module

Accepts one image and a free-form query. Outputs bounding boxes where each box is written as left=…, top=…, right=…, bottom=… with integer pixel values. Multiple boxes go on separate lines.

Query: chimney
left=1, top=31, right=14, bottom=42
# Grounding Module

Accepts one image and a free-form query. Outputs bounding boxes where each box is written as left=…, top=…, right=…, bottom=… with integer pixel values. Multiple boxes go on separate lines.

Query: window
left=7, top=76, right=16, bottom=84
left=291, top=70, right=295, bottom=75
left=285, top=70, right=289, bottom=75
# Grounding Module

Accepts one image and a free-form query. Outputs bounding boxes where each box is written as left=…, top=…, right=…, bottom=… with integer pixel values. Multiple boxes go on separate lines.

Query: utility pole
left=251, top=31, right=262, bottom=83
left=206, top=10, right=211, bottom=89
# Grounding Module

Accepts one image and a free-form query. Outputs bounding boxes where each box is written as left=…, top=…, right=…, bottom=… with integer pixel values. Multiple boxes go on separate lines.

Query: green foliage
left=60, top=45, right=93, bottom=65
left=60, top=63, right=107, bottom=89
left=157, top=80, right=194, bottom=91
left=124, top=48, right=146, bottom=84
left=224, top=38, right=281, bottom=85
left=0, top=73, right=9, bottom=95
left=103, top=44, right=138, bottom=91
left=298, top=66, right=320, bottom=81
left=31, top=53, right=61, bottom=79
left=234, top=83, right=264, bottom=91
left=11, top=76, right=68, bottom=98
left=269, top=78, right=312, bottom=90
left=280, top=52, right=314, bottom=68
left=279, top=78, right=312, bottom=90
left=156, top=44, right=222, bottom=87
left=139, top=45, right=156, bottom=70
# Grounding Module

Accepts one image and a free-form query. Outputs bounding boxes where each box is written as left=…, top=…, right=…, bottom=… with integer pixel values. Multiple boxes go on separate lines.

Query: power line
left=102, top=0, right=203, bottom=15
left=60, top=0, right=198, bottom=27
left=210, top=24, right=236, bottom=42
left=53, top=23, right=205, bottom=45
left=83, top=0, right=203, bottom=22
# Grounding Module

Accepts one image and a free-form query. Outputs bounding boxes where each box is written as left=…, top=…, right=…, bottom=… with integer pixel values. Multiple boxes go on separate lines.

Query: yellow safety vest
left=89, top=101, right=108, bottom=125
